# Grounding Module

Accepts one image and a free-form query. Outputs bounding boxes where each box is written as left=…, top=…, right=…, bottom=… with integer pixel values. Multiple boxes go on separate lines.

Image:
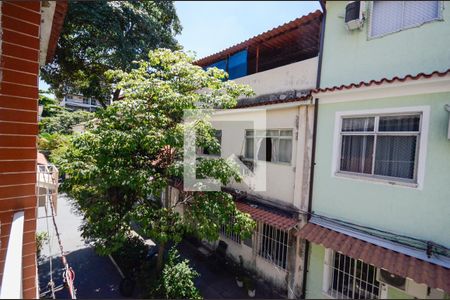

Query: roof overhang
left=236, top=201, right=299, bottom=231
left=40, top=1, right=68, bottom=65
left=312, top=69, right=450, bottom=103
left=297, top=219, right=450, bottom=292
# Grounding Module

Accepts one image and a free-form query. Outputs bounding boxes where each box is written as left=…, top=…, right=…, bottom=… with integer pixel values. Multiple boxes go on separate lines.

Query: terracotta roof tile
left=313, top=68, right=450, bottom=94
left=235, top=201, right=298, bottom=231
left=297, top=223, right=450, bottom=292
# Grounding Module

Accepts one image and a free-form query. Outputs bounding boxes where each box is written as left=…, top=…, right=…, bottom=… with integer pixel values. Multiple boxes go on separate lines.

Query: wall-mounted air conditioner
left=345, top=1, right=365, bottom=31
left=377, top=269, right=428, bottom=299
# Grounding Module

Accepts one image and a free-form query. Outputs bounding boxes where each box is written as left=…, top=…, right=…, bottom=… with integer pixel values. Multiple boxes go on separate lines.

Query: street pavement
left=37, top=194, right=124, bottom=298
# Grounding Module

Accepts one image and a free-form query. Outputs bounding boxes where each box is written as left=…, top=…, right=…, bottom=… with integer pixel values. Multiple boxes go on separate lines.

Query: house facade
left=60, top=93, right=106, bottom=112
left=0, top=1, right=67, bottom=298
left=300, top=1, right=450, bottom=299
left=189, top=10, right=323, bottom=298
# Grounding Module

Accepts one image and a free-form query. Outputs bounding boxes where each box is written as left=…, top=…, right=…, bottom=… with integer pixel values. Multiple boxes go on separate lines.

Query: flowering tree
left=58, top=49, right=255, bottom=270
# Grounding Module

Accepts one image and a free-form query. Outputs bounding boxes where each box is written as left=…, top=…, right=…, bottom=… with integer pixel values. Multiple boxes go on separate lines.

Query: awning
left=297, top=223, right=450, bottom=292
left=236, top=202, right=298, bottom=231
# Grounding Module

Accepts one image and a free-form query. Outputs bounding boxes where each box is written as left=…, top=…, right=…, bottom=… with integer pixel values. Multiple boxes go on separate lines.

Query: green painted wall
left=321, top=1, right=450, bottom=88
left=305, top=244, right=326, bottom=299
left=312, top=92, right=450, bottom=247
left=387, top=286, right=414, bottom=299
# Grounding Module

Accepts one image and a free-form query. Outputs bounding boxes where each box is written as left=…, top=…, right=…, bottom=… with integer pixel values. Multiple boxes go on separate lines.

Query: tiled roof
left=236, top=94, right=311, bottom=108
left=236, top=201, right=298, bottom=231
left=297, top=223, right=450, bottom=293
left=313, top=68, right=450, bottom=94
left=195, top=10, right=322, bottom=67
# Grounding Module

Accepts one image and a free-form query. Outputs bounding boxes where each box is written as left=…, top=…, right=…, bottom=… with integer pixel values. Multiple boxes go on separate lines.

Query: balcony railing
left=37, top=164, right=59, bottom=214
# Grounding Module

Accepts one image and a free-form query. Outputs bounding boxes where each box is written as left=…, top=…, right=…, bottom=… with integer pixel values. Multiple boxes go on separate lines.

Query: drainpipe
left=301, top=2, right=326, bottom=298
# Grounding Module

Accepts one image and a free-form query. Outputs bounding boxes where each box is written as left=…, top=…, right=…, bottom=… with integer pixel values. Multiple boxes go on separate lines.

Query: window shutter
left=403, top=1, right=439, bottom=28
left=371, top=1, right=403, bottom=37
left=371, top=1, right=440, bottom=37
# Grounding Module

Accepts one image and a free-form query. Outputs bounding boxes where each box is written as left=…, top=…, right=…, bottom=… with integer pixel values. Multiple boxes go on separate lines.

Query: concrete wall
left=218, top=234, right=288, bottom=291
left=321, top=1, right=450, bottom=88
left=234, top=57, right=318, bottom=97
left=312, top=92, right=450, bottom=248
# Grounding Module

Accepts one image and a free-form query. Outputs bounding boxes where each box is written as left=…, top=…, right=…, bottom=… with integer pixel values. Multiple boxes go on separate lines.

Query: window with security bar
left=219, top=223, right=241, bottom=244
left=327, top=252, right=380, bottom=299
left=338, top=114, right=421, bottom=182
left=370, top=1, right=441, bottom=38
left=256, top=222, right=289, bottom=269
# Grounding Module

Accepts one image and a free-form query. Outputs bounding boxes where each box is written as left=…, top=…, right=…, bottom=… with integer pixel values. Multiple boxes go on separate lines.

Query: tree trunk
left=156, top=241, right=166, bottom=272
left=113, top=88, right=121, bottom=102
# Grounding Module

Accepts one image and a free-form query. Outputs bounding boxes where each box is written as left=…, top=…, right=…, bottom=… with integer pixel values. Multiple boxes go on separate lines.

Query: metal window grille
left=339, top=114, right=421, bottom=182
left=328, top=252, right=380, bottom=299
left=220, top=223, right=241, bottom=244
left=256, top=222, right=289, bottom=269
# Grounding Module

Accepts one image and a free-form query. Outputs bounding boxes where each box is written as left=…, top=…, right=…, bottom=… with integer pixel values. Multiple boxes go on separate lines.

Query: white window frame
left=368, top=1, right=444, bottom=39
left=244, top=129, right=293, bottom=165
left=331, top=106, right=430, bottom=189
left=322, top=249, right=381, bottom=299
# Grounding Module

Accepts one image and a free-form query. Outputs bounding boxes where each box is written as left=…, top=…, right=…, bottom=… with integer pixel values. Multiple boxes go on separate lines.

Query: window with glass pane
left=329, top=252, right=380, bottom=299
left=371, top=1, right=440, bottom=38
left=339, top=114, right=420, bottom=181
left=245, top=129, right=292, bottom=163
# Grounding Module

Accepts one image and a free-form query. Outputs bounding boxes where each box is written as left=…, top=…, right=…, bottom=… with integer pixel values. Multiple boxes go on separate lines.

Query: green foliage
left=110, top=236, right=148, bottom=277
left=160, top=248, right=201, bottom=300
left=41, top=1, right=181, bottom=106
left=39, top=109, right=93, bottom=135
left=39, top=92, right=63, bottom=117
left=36, top=231, right=49, bottom=257
left=58, top=49, right=255, bottom=255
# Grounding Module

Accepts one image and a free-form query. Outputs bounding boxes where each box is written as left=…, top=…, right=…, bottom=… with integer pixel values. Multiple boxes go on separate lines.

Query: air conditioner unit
left=377, top=269, right=428, bottom=299
left=345, top=1, right=365, bottom=30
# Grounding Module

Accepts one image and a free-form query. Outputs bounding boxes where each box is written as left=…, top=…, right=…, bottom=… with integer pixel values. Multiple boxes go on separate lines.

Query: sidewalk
left=37, top=194, right=124, bottom=298
left=177, top=239, right=285, bottom=299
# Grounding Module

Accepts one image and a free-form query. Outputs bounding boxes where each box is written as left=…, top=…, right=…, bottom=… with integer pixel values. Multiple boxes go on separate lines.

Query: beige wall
left=212, top=104, right=314, bottom=211
left=234, top=57, right=318, bottom=97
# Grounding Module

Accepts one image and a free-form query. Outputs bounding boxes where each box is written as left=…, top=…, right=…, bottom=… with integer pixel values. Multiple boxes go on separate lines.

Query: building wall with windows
left=303, top=1, right=450, bottom=299
left=312, top=91, right=450, bottom=246
left=60, top=93, right=104, bottom=112
left=212, top=106, right=307, bottom=207
left=305, top=244, right=432, bottom=299
left=321, top=1, right=450, bottom=88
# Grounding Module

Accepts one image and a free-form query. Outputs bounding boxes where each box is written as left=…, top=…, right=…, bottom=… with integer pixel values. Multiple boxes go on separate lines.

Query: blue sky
left=174, top=1, right=320, bottom=59
left=40, top=1, right=320, bottom=92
